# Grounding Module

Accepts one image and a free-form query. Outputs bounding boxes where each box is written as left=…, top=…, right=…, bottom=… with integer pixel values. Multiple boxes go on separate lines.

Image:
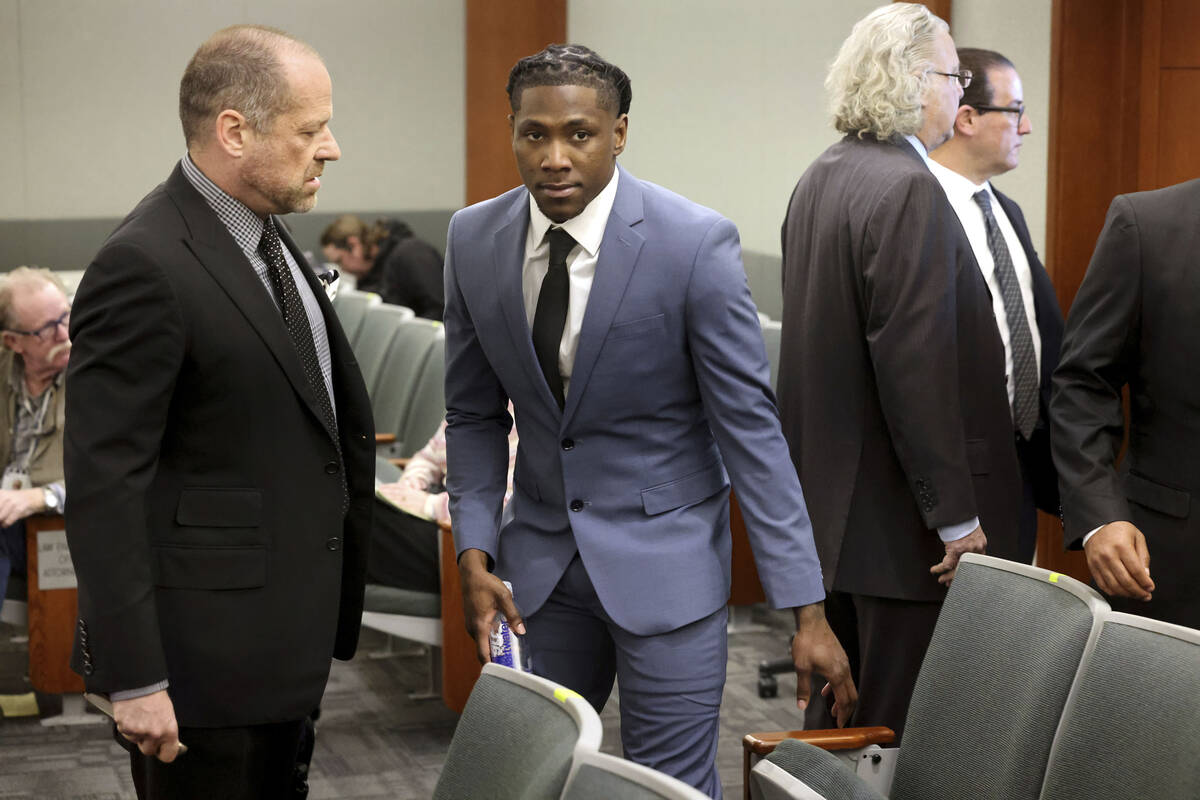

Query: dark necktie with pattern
left=531, top=227, right=576, bottom=410
left=259, top=219, right=347, bottom=506
left=973, top=190, right=1039, bottom=440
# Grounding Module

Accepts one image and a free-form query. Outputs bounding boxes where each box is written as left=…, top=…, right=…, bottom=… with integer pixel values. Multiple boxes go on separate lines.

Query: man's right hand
left=929, top=526, right=987, bottom=586
left=112, top=689, right=184, bottom=763
left=1084, top=521, right=1154, bottom=601
left=458, top=548, right=525, bottom=664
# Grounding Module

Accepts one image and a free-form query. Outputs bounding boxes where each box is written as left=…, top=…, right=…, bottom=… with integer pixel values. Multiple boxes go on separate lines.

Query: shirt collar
left=903, top=134, right=934, bottom=169
left=180, top=153, right=266, bottom=259
left=926, top=158, right=993, bottom=204
left=527, top=167, right=620, bottom=257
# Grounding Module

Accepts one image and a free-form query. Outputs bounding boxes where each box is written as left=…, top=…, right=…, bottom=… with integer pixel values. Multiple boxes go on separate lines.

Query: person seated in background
left=370, top=407, right=518, bottom=594
left=0, top=268, right=70, bottom=617
left=320, top=215, right=445, bottom=320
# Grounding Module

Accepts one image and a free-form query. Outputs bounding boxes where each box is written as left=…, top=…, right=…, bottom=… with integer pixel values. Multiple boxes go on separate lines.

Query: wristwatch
left=43, top=487, right=60, bottom=513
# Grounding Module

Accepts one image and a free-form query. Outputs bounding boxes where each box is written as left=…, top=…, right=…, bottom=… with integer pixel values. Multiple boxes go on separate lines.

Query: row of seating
left=435, top=662, right=710, bottom=799
left=332, top=288, right=445, bottom=458
left=743, top=553, right=1200, bottom=800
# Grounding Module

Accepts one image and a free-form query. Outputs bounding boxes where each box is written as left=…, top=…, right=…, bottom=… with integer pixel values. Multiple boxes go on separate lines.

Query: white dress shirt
left=927, top=159, right=1043, bottom=408
left=522, top=168, right=620, bottom=399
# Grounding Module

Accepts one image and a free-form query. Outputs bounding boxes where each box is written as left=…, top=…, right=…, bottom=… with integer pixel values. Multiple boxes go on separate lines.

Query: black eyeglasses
left=928, top=69, right=972, bottom=89
left=6, top=310, right=70, bottom=342
left=972, top=102, right=1026, bottom=122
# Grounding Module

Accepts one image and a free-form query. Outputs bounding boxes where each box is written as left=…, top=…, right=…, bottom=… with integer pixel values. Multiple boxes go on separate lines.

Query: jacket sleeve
left=1050, top=195, right=1141, bottom=547
left=64, top=241, right=186, bottom=693
left=685, top=217, right=824, bottom=609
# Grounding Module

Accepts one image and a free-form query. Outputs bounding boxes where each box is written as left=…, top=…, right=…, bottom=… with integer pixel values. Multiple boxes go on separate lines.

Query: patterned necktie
left=259, top=219, right=347, bottom=507
left=973, top=190, right=1039, bottom=440
left=531, top=227, right=576, bottom=410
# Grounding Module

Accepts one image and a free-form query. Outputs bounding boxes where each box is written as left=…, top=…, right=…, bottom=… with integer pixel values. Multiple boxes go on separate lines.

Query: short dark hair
left=957, top=48, right=1016, bottom=108
left=179, top=25, right=319, bottom=147
left=506, top=44, right=632, bottom=116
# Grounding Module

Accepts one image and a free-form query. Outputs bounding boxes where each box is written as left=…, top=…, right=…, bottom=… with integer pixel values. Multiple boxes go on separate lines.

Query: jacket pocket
left=607, top=313, right=666, bottom=341
left=175, top=488, right=262, bottom=527
left=1125, top=472, right=1190, bottom=519
left=641, top=461, right=728, bottom=516
left=153, top=544, right=267, bottom=590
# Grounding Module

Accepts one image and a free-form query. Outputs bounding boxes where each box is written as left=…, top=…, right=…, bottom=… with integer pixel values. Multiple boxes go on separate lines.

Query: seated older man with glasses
left=0, top=267, right=71, bottom=625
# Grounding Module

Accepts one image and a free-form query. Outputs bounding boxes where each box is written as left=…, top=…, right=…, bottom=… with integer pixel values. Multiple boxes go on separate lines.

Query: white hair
left=826, top=3, right=948, bottom=140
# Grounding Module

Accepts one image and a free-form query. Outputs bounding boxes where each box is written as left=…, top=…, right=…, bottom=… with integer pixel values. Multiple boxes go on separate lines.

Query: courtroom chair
left=370, top=318, right=442, bottom=455
left=331, top=288, right=382, bottom=348
left=562, top=750, right=711, bottom=800
left=433, top=662, right=603, bottom=800
left=0, top=573, right=27, bottom=627
left=352, top=303, right=414, bottom=400
left=1037, top=612, right=1200, bottom=800
left=393, top=339, right=445, bottom=459
left=759, top=319, right=782, bottom=394
left=744, top=554, right=1109, bottom=800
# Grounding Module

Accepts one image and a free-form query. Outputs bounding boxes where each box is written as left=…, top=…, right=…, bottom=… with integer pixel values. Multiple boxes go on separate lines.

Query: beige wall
left=0, top=0, right=464, bottom=221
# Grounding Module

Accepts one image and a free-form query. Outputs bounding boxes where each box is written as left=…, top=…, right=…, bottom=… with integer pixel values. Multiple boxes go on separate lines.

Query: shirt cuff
left=937, top=517, right=979, bottom=543
left=48, top=482, right=65, bottom=511
left=1081, top=523, right=1118, bottom=547
left=110, top=680, right=170, bottom=702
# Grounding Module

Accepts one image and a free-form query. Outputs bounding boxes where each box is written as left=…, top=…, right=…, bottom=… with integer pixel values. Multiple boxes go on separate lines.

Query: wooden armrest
left=375, top=432, right=397, bottom=444
left=438, top=519, right=452, bottom=533
left=742, top=727, right=895, bottom=800
left=388, top=457, right=411, bottom=468
left=743, top=726, right=895, bottom=756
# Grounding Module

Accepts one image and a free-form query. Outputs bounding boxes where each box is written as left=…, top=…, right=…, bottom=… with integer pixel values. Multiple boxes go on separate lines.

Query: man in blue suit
left=442, top=45, right=854, bottom=797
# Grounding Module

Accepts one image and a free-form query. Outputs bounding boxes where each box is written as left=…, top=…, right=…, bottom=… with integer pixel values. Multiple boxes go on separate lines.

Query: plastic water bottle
left=489, top=581, right=532, bottom=672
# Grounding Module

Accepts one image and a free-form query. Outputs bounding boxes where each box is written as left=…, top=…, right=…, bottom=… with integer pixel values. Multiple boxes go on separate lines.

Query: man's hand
left=792, top=602, right=856, bottom=728
left=1084, top=521, right=1153, bottom=601
left=930, top=526, right=987, bottom=586
left=458, top=548, right=524, bottom=664
left=112, top=690, right=185, bottom=763
left=0, top=488, right=44, bottom=527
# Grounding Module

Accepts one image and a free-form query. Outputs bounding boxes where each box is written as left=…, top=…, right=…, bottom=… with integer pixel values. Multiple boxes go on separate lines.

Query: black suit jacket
left=779, top=135, right=1021, bottom=603
left=993, top=188, right=1064, bottom=516
left=360, top=226, right=445, bottom=320
left=1051, top=178, right=1200, bottom=628
left=65, top=163, right=376, bottom=727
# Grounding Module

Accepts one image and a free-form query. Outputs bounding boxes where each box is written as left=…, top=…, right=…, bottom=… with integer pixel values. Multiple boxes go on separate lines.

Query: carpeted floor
left=0, top=607, right=806, bottom=799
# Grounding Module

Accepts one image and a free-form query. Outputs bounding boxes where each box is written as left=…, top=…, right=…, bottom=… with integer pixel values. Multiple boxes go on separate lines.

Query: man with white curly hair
left=777, top=3, right=1022, bottom=739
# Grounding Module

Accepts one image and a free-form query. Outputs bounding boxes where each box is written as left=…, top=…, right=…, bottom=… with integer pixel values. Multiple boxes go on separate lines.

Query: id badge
left=1, top=468, right=30, bottom=491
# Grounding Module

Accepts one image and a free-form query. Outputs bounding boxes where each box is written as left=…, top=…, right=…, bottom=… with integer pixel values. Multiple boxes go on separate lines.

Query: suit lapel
left=164, top=168, right=333, bottom=440
left=562, top=168, right=645, bottom=428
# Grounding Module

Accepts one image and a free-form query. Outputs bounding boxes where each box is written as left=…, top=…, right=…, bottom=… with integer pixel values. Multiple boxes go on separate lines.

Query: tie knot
left=547, top=227, right=576, bottom=269
left=260, top=218, right=283, bottom=258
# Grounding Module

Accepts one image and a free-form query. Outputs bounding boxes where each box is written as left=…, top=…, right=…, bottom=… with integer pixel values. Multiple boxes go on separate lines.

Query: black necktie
left=973, top=191, right=1039, bottom=440
left=531, top=227, right=575, bottom=410
left=260, top=219, right=347, bottom=507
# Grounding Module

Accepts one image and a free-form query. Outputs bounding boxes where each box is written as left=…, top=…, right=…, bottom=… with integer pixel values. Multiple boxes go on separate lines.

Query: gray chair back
left=395, top=339, right=445, bottom=458
left=562, top=750, right=710, bottom=799
left=370, top=318, right=443, bottom=447
left=433, top=663, right=603, bottom=800
left=752, top=738, right=886, bottom=800
left=1038, top=612, right=1200, bottom=800
left=353, top=304, right=415, bottom=399
left=760, top=319, right=782, bottom=393
left=332, top=289, right=381, bottom=347
left=888, top=554, right=1109, bottom=800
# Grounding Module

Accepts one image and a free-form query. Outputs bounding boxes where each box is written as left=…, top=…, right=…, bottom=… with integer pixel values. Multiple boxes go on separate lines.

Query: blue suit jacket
left=443, top=166, right=822, bottom=636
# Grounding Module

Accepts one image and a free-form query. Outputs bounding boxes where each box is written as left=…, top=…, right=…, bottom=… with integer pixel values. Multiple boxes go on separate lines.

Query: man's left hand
left=0, top=488, right=45, bottom=526
left=792, top=602, right=857, bottom=727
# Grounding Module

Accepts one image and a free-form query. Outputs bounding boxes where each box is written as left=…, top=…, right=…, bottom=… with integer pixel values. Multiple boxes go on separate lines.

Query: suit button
left=84, top=663, right=94, bottom=676
left=326, top=537, right=341, bottom=551
left=569, top=499, right=584, bottom=512
left=561, top=438, right=575, bottom=451
left=324, top=462, right=339, bottom=475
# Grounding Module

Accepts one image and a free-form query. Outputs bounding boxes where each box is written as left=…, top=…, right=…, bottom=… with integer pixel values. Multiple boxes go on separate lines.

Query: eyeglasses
left=6, top=310, right=70, bottom=342
left=972, top=102, right=1026, bottom=122
left=929, top=69, right=973, bottom=89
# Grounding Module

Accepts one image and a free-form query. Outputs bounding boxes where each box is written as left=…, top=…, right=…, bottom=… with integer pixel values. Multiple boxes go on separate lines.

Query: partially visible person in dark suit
left=65, top=24, right=374, bottom=800
left=929, top=48, right=1065, bottom=563
left=0, top=268, right=71, bottom=621
left=320, top=215, right=444, bottom=320
left=1051, top=177, right=1200, bottom=630
left=779, top=3, right=1022, bottom=740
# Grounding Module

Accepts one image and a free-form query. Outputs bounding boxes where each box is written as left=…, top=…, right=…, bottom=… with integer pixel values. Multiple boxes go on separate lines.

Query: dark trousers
left=120, top=718, right=306, bottom=800
left=804, top=591, right=942, bottom=742
left=0, top=521, right=25, bottom=616
left=366, top=500, right=439, bottom=594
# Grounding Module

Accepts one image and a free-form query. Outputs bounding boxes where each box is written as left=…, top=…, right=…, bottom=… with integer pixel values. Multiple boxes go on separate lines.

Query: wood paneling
left=1156, top=69, right=1200, bottom=187
left=25, top=515, right=84, bottom=694
left=1160, top=0, right=1200, bottom=66
left=465, top=0, right=567, bottom=205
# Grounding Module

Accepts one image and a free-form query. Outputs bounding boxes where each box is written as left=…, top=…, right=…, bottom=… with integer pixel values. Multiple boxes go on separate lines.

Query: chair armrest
left=376, top=432, right=397, bottom=445
left=741, top=727, right=895, bottom=800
